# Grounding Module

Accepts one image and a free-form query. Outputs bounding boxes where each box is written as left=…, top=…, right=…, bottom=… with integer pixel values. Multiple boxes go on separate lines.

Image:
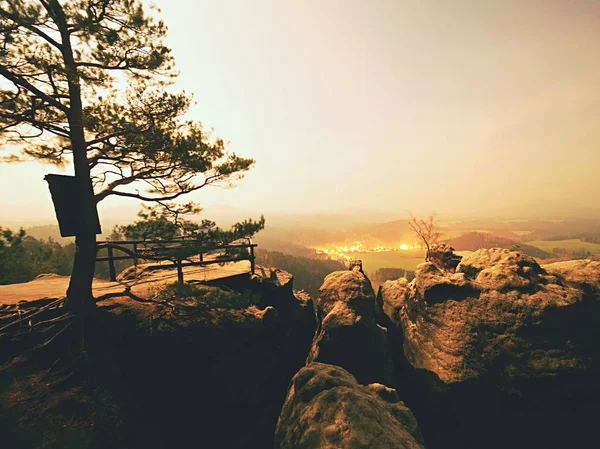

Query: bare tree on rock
left=408, top=214, right=440, bottom=261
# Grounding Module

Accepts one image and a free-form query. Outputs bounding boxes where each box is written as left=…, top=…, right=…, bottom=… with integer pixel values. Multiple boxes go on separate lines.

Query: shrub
left=155, top=282, right=261, bottom=309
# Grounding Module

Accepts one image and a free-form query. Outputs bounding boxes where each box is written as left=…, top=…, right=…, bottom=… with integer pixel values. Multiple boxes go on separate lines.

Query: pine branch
left=95, top=174, right=221, bottom=203
left=0, top=111, right=70, bottom=138
left=0, top=66, right=68, bottom=113
left=0, top=7, right=62, bottom=50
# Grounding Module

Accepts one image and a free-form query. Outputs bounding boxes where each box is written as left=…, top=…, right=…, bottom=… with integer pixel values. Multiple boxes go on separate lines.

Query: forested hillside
left=0, top=228, right=127, bottom=285
left=254, top=249, right=346, bottom=298
left=0, top=228, right=75, bottom=284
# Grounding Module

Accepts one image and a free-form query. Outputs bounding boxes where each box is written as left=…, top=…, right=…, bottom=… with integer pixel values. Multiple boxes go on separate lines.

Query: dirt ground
left=0, top=260, right=252, bottom=305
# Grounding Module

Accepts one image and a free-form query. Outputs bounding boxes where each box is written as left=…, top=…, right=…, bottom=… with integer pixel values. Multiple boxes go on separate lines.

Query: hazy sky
left=1, top=0, right=600, bottom=224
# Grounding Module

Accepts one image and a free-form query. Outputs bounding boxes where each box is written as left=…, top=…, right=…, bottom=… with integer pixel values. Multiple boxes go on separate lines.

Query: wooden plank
left=99, top=254, right=253, bottom=263
left=107, top=246, right=116, bottom=281
left=97, top=255, right=140, bottom=262
left=97, top=241, right=256, bottom=249
left=179, top=257, right=250, bottom=267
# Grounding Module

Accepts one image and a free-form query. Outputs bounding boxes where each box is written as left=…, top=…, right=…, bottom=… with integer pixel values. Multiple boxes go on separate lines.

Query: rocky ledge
left=96, top=268, right=316, bottom=449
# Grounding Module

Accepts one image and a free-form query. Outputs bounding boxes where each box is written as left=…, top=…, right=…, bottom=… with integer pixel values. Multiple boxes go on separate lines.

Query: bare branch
left=409, top=214, right=440, bottom=261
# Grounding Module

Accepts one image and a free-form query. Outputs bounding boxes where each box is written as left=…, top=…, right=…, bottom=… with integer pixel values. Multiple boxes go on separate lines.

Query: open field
left=351, top=251, right=425, bottom=273
left=528, top=239, right=600, bottom=255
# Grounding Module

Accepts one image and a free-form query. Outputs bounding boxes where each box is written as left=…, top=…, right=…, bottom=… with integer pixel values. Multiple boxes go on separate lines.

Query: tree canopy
left=0, top=0, right=255, bottom=204
left=119, top=202, right=265, bottom=260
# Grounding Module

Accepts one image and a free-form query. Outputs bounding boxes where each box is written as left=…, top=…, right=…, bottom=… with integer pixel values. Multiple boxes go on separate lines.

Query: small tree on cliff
left=120, top=202, right=264, bottom=261
left=0, top=1, right=258, bottom=311
left=408, top=214, right=440, bottom=261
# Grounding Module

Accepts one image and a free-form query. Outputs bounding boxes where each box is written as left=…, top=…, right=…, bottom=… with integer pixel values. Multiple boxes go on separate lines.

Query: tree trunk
left=48, top=0, right=97, bottom=311
left=66, top=230, right=97, bottom=312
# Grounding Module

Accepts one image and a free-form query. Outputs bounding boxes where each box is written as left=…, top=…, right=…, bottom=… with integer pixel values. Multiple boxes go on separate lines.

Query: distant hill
left=257, top=224, right=341, bottom=247
left=518, top=219, right=600, bottom=242
left=446, top=232, right=550, bottom=259
left=351, top=219, right=413, bottom=246
left=23, top=225, right=73, bottom=244
left=23, top=224, right=121, bottom=244
left=252, top=235, right=324, bottom=259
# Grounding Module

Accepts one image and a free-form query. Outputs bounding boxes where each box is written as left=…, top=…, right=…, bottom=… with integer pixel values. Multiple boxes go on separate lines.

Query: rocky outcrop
left=274, top=267, right=424, bottom=448
left=544, top=258, right=600, bottom=296
left=99, top=269, right=315, bottom=449
left=381, top=248, right=600, bottom=448
left=306, top=269, right=395, bottom=385
left=274, top=362, right=425, bottom=449
left=401, top=249, right=597, bottom=383
left=426, top=243, right=462, bottom=271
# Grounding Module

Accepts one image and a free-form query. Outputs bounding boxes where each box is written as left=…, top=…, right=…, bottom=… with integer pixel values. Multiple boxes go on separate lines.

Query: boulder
left=274, top=362, right=425, bottom=449
left=386, top=248, right=600, bottom=448
left=307, top=269, right=395, bottom=385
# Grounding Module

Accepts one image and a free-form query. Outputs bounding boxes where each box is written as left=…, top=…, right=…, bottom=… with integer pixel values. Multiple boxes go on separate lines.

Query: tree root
left=0, top=297, right=65, bottom=334
left=36, top=321, right=73, bottom=350
left=40, top=357, right=61, bottom=381
left=31, top=312, right=75, bottom=329
left=96, top=287, right=175, bottom=309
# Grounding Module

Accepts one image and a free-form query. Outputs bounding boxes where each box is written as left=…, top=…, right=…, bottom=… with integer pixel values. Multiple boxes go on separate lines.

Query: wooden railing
left=95, top=238, right=257, bottom=283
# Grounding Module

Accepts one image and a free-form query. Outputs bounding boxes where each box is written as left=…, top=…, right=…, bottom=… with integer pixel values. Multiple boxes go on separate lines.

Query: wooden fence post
left=250, top=245, right=255, bottom=275
left=107, top=245, right=116, bottom=281
left=176, top=259, right=184, bottom=283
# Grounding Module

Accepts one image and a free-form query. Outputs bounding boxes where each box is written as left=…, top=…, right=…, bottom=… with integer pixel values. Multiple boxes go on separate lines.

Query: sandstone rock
left=378, top=277, right=409, bottom=323
left=385, top=248, right=600, bottom=448
left=456, top=247, right=546, bottom=291
left=307, top=270, right=395, bottom=385
left=274, top=362, right=425, bottom=449
left=426, top=243, right=462, bottom=271
left=349, top=259, right=364, bottom=272
left=399, top=248, right=597, bottom=384
left=543, top=258, right=600, bottom=296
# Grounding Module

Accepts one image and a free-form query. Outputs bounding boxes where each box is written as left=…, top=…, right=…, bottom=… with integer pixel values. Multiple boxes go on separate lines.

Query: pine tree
left=0, top=1, right=257, bottom=310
